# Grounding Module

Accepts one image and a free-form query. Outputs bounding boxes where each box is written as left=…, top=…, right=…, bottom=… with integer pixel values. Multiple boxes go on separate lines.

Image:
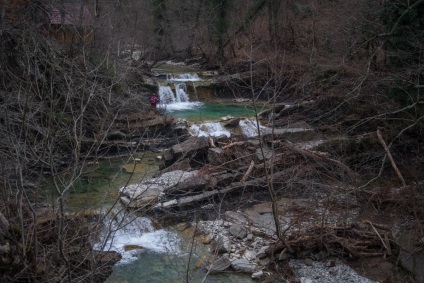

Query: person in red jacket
left=150, top=93, right=159, bottom=108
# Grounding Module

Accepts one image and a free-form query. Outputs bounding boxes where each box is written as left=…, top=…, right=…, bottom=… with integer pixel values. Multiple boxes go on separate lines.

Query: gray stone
left=251, top=270, right=264, bottom=279
left=229, top=224, right=248, bottom=239
left=231, top=258, right=257, bottom=273
left=119, top=170, right=198, bottom=208
left=171, top=136, right=209, bottom=156
left=212, top=235, right=231, bottom=254
left=208, top=255, right=232, bottom=273
left=262, top=127, right=316, bottom=142
left=256, top=246, right=269, bottom=259
left=225, top=211, right=248, bottom=225
left=223, top=118, right=241, bottom=128
left=289, top=259, right=377, bottom=283
left=164, top=136, right=209, bottom=167
left=243, top=250, right=256, bottom=261
left=255, top=147, right=274, bottom=161
left=304, top=258, right=313, bottom=266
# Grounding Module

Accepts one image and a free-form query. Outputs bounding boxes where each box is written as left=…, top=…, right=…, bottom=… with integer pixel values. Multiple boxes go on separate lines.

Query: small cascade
left=94, top=206, right=181, bottom=264
left=239, top=118, right=268, bottom=137
left=174, top=83, right=189, bottom=102
left=158, top=85, right=189, bottom=104
left=159, top=86, right=177, bottom=104
left=158, top=73, right=203, bottom=111
left=166, top=73, right=200, bottom=81
left=189, top=122, right=231, bottom=138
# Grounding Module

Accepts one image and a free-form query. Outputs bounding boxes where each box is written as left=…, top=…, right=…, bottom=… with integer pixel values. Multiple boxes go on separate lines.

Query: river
left=57, top=66, right=258, bottom=282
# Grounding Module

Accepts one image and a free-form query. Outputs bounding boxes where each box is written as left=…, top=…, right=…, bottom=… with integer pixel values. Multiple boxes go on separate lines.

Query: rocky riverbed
left=112, top=98, right=424, bottom=282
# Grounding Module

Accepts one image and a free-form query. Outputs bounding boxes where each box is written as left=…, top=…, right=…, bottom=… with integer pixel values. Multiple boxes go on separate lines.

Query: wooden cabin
left=46, top=2, right=94, bottom=47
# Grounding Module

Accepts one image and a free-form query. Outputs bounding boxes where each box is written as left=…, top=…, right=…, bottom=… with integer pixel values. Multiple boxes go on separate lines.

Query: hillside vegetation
left=0, top=0, right=423, bottom=282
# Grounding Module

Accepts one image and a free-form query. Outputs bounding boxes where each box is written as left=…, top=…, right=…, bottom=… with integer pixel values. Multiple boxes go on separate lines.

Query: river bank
left=94, top=62, right=423, bottom=282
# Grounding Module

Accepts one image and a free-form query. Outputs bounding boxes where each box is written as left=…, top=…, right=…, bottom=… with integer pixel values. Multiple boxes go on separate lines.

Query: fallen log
left=154, top=187, right=234, bottom=209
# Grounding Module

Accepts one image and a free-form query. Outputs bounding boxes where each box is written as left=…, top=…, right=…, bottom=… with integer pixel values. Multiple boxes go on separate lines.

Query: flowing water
left=156, top=69, right=267, bottom=141
left=57, top=66, right=260, bottom=282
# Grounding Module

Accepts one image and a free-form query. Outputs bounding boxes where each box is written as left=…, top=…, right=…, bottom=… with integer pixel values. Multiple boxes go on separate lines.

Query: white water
left=189, top=122, right=231, bottom=138
left=189, top=119, right=269, bottom=138
left=158, top=73, right=204, bottom=111
left=239, top=118, right=269, bottom=137
left=94, top=207, right=181, bottom=264
left=166, top=73, right=201, bottom=81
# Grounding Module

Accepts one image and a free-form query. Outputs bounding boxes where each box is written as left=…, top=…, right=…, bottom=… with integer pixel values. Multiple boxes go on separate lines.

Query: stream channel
left=53, top=66, right=259, bottom=282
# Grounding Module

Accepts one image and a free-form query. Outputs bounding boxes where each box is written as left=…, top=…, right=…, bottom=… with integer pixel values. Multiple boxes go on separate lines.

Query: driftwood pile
left=268, top=221, right=396, bottom=260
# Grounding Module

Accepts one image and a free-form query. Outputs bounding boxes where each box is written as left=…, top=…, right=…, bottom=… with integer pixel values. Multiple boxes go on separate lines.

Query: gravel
left=289, top=259, right=378, bottom=283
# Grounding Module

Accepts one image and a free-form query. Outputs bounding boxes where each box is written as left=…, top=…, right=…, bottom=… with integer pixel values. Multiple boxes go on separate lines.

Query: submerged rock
left=208, top=255, right=232, bottom=273
left=231, top=258, right=257, bottom=273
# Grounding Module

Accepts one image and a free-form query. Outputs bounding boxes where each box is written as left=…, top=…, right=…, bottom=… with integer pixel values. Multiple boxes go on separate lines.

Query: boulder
left=120, top=170, right=198, bottom=208
left=262, top=127, right=316, bottom=143
left=223, top=118, right=241, bottom=128
left=243, top=250, right=256, bottom=261
left=224, top=211, right=249, bottom=225
left=231, top=258, right=257, bottom=273
left=212, top=234, right=231, bottom=254
left=229, top=224, right=248, bottom=239
left=208, top=255, right=232, bottom=273
left=164, top=136, right=209, bottom=167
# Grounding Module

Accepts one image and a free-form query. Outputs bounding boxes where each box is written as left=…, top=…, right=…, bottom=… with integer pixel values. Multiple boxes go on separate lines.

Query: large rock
left=231, top=258, right=257, bottom=273
left=120, top=170, right=198, bottom=208
left=212, top=234, right=231, bottom=254
left=164, top=136, right=209, bottom=167
left=224, top=211, right=249, bottom=225
left=262, top=127, right=316, bottom=142
left=229, top=224, right=248, bottom=239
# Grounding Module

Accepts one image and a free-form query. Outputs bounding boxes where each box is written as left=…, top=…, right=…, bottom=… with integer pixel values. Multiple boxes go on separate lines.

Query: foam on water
left=166, top=73, right=201, bottom=81
left=190, top=121, right=231, bottom=137
left=94, top=208, right=181, bottom=264
left=159, top=101, right=204, bottom=111
left=239, top=118, right=269, bottom=137
left=103, top=229, right=181, bottom=264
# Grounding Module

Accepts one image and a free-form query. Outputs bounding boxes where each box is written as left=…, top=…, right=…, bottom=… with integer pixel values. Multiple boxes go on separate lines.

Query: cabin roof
left=47, top=3, right=94, bottom=26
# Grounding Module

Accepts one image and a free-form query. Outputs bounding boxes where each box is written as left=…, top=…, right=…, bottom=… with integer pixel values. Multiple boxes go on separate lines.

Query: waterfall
left=158, top=85, right=189, bottom=104
left=159, top=86, right=177, bottom=104
left=158, top=73, right=203, bottom=111
left=174, top=83, right=189, bottom=102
